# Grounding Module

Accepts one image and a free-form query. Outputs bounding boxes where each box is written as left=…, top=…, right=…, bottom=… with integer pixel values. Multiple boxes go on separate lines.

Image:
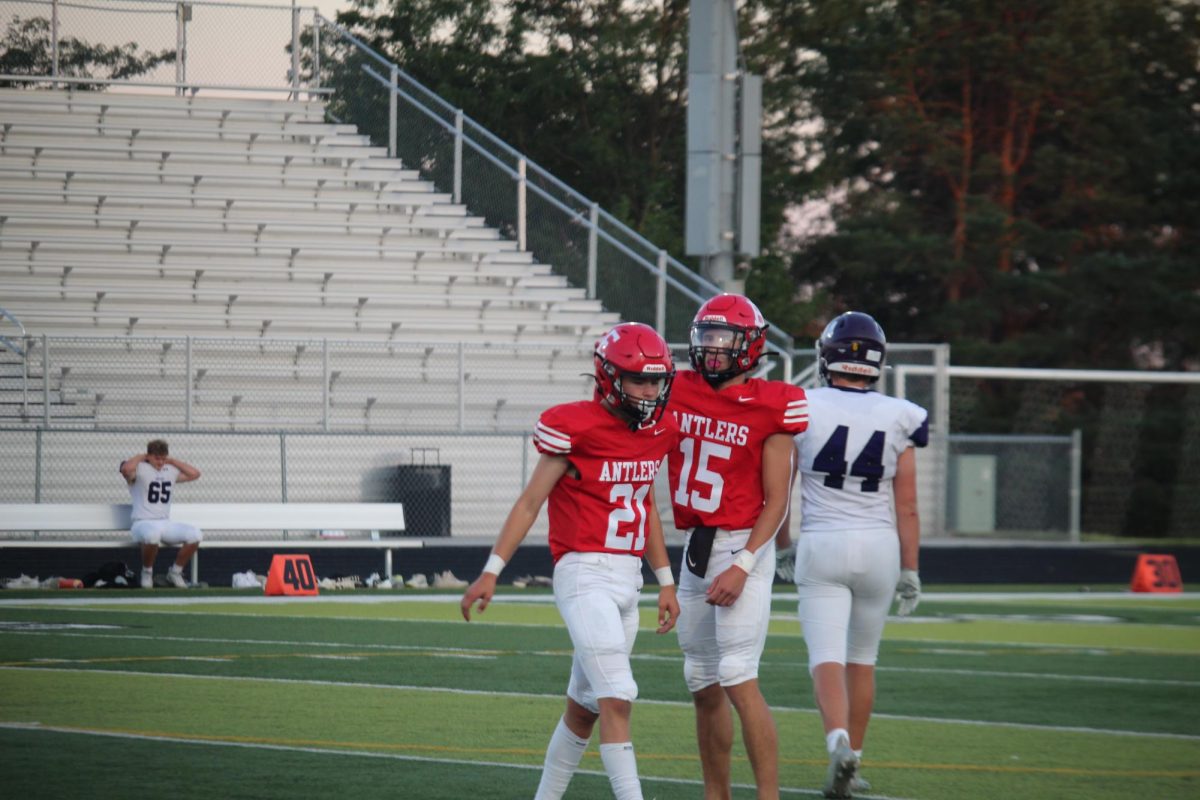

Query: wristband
left=732, top=548, right=758, bottom=574
left=482, top=553, right=506, bottom=576
left=654, top=566, right=674, bottom=587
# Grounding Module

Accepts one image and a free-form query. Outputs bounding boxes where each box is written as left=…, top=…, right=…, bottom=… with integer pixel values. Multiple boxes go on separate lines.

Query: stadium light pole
left=685, top=0, right=761, bottom=294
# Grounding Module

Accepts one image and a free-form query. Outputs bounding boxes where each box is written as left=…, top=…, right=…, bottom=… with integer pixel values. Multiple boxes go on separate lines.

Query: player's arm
left=894, top=446, right=920, bottom=570
left=643, top=495, right=679, bottom=634
left=460, top=453, right=569, bottom=621
left=167, top=457, right=201, bottom=483
left=119, top=453, right=146, bottom=483
left=893, top=446, right=922, bottom=615
left=706, top=432, right=795, bottom=607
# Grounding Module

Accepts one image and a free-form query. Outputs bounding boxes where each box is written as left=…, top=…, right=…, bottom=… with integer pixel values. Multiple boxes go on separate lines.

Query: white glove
left=775, top=543, right=796, bottom=583
left=895, top=569, right=921, bottom=616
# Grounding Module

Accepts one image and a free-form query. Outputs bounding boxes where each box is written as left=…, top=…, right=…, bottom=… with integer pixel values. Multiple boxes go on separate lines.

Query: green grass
left=1, top=589, right=1197, bottom=798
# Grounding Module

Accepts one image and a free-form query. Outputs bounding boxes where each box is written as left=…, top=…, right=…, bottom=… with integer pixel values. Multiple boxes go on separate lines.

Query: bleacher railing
left=312, top=15, right=796, bottom=377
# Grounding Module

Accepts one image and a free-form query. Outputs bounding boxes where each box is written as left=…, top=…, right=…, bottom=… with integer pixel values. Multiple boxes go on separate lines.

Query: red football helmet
left=594, top=322, right=675, bottom=428
left=688, top=293, right=769, bottom=384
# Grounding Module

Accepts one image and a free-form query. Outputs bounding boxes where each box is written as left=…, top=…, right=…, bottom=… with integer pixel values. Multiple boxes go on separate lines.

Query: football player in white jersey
left=119, top=439, right=202, bottom=589
left=779, top=312, right=926, bottom=798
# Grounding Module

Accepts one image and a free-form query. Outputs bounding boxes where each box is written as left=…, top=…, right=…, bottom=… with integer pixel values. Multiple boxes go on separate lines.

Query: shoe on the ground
left=432, top=570, right=468, bottom=589
left=511, top=574, right=533, bottom=589
left=849, top=772, right=870, bottom=793
left=406, top=573, right=429, bottom=589
left=140, top=571, right=153, bottom=590
left=822, top=734, right=859, bottom=799
left=166, top=570, right=188, bottom=589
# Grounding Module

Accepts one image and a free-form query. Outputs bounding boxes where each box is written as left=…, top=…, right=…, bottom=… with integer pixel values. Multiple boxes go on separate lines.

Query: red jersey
left=667, top=370, right=808, bottom=531
left=534, top=400, right=680, bottom=562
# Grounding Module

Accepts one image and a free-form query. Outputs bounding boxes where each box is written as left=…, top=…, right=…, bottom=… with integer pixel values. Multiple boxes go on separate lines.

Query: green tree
left=768, top=0, right=1200, bottom=369
left=0, top=16, right=175, bottom=88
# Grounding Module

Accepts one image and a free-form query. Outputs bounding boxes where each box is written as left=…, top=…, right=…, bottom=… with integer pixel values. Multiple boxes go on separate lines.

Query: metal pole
left=1069, top=428, right=1082, bottom=543
left=185, top=335, right=192, bottom=429
left=655, top=249, right=667, bottom=336
left=388, top=66, right=398, bottom=159
left=322, top=337, right=329, bottom=432
left=51, top=0, right=60, bottom=81
left=517, top=158, right=527, bottom=252
left=175, top=4, right=185, bottom=96
left=280, top=432, right=288, bottom=502
left=21, top=337, right=29, bottom=418
left=280, top=432, right=289, bottom=540
left=291, top=2, right=301, bottom=97
left=34, top=428, right=43, bottom=503
left=457, top=341, right=465, bottom=432
left=312, top=12, right=322, bottom=91
left=42, top=334, right=50, bottom=428
left=587, top=203, right=598, bottom=300
left=933, top=343, right=952, bottom=538
left=453, top=110, right=463, bottom=204
left=521, top=432, right=529, bottom=487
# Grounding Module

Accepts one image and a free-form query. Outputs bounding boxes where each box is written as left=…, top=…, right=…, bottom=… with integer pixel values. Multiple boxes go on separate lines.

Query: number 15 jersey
left=534, top=401, right=680, bottom=563
left=795, top=386, right=929, bottom=533
left=667, top=370, right=809, bottom=532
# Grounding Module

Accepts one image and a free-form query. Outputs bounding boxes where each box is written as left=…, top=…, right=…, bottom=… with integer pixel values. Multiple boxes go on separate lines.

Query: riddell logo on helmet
left=642, top=364, right=668, bottom=373
left=699, top=314, right=728, bottom=323
left=836, top=363, right=878, bottom=375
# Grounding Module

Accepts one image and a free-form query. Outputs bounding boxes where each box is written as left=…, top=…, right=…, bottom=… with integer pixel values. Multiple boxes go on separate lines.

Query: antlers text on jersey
left=672, top=411, right=750, bottom=447
left=598, top=459, right=664, bottom=482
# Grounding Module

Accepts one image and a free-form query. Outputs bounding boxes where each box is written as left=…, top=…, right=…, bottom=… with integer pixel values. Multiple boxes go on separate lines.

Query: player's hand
left=656, top=585, right=679, bottom=634
left=775, top=543, right=796, bottom=583
left=460, top=574, right=498, bottom=622
left=895, top=569, right=921, bottom=616
left=706, top=566, right=748, bottom=607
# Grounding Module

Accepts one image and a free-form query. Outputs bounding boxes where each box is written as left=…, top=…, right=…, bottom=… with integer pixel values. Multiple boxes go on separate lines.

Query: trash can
left=362, top=448, right=451, bottom=537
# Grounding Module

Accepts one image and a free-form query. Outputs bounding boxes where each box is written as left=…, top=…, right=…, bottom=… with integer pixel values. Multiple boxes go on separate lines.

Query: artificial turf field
left=1, top=587, right=1197, bottom=799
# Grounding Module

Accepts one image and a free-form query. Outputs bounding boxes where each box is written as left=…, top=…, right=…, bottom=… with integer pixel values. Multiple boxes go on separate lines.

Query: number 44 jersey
left=534, top=401, right=680, bottom=563
left=666, top=370, right=809, bottom=532
left=795, top=386, right=929, bottom=532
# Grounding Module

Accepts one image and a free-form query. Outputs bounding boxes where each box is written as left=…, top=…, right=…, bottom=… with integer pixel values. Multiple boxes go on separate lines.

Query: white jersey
left=794, top=386, right=928, bottom=533
left=129, top=461, right=180, bottom=522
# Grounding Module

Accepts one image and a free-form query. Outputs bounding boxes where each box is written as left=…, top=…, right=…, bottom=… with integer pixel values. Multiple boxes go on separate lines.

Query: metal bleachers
left=0, top=87, right=609, bottom=431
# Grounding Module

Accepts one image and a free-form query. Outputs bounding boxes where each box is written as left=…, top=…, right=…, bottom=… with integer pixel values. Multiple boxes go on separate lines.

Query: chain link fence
left=3, top=334, right=595, bottom=432
left=0, top=428, right=541, bottom=541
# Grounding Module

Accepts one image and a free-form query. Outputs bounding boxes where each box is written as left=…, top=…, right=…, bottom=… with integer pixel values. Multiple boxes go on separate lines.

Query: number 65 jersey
left=795, top=386, right=929, bottom=532
left=534, top=400, right=680, bottom=563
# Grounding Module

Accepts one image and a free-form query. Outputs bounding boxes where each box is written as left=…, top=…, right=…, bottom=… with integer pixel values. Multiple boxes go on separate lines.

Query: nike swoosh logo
left=731, top=548, right=744, bottom=555
left=654, top=428, right=666, bottom=435
left=738, top=396, right=753, bottom=402
left=686, top=552, right=697, bottom=567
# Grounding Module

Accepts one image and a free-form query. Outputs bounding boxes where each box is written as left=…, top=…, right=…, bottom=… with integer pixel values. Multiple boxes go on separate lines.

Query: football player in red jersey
left=667, top=294, right=809, bottom=800
left=461, top=322, right=681, bottom=800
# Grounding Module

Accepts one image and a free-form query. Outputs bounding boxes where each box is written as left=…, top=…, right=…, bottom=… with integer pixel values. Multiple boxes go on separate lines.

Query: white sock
left=599, top=742, right=642, bottom=800
left=141, top=567, right=153, bottom=577
left=826, top=728, right=850, bottom=754
left=169, top=565, right=183, bottom=575
left=533, top=717, right=589, bottom=800
left=854, top=748, right=863, bottom=760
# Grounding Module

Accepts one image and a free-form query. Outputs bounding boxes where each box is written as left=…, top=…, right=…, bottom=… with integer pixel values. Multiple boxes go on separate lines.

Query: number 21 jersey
left=534, top=401, right=680, bottom=562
